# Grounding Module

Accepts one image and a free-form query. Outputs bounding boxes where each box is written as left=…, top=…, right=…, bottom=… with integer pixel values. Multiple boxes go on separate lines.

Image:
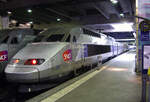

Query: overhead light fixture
left=57, top=18, right=61, bottom=22
left=11, top=20, right=17, bottom=24
left=7, top=11, right=12, bottom=15
left=111, top=22, right=134, bottom=32
left=27, top=9, right=32, bottom=13
left=26, top=23, right=31, bottom=26
left=29, top=21, right=33, bottom=24
left=120, top=13, right=124, bottom=17
left=110, top=0, right=118, bottom=4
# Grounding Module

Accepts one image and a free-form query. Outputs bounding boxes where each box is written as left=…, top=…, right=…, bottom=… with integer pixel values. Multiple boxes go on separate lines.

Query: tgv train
left=0, top=29, right=38, bottom=77
left=5, top=27, right=128, bottom=83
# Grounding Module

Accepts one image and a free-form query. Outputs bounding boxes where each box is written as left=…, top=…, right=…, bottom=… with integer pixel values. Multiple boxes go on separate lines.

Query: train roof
left=40, top=27, right=71, bottom=35
left=37, top=26, right=116, bottom=43
left=0, top=28, right=41, bottom=37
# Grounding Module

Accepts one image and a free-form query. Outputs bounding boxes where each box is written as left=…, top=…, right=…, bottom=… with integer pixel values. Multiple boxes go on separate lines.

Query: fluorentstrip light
left=27, top=9, right=32, bottom=13
left=29, top=21, right=33, bottom=24
left=111, top=22, right=134, bottom=32
left=110, top=0, right=118, bottom=4
left=8, top=11, right=12, bottom=14
left=57, top=18, right=61, bottom=21
left=120, top=13, right=124, bottom=17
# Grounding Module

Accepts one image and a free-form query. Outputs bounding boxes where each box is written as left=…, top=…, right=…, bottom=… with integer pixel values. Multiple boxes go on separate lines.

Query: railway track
left=0, top=57, right=113, bottom=102
left=0, top=75, right=73, bottom=102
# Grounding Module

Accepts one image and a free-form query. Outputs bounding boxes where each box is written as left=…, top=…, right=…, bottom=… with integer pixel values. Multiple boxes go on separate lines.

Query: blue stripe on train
left=84, top=44, right=88, bottom=57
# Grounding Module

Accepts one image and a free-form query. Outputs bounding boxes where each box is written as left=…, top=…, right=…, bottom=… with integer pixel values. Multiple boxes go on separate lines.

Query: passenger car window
left=87, top=44, right=111, bottom=56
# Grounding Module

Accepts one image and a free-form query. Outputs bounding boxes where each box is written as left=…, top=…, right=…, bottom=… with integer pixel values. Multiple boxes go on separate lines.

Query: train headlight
left=24, top=59, right=45, bottom=65
left=10, top=59, right=20, bottom=64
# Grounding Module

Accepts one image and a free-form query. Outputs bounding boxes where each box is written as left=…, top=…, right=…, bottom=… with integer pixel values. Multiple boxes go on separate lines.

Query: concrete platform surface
left=41, top=50, right=141, bottom=102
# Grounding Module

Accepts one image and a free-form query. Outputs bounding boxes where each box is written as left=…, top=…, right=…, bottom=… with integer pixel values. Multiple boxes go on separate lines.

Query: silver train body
left=5, top=27, right=128, bottom=83
left=0, top=29, right=37, bottom=76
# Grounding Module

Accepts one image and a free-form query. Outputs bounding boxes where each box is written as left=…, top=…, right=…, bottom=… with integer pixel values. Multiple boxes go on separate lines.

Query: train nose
left=5, top=65, right=39, bottom=83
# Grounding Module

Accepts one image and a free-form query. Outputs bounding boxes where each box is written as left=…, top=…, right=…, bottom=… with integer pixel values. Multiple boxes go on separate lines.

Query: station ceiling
left=0, top=0, right=135, bottom=40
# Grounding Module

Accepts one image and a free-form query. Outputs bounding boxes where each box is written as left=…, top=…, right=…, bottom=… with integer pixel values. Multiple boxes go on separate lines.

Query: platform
left=27, top=50, right=141, bottom=102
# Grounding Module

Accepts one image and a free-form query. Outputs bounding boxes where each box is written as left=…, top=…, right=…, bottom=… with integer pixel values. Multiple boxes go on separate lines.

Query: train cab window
left=33, top=35, right=45, bottom=42
left=11, top=37, right=18, bottom=44
left=73, top=36, right=76, bottom=42
left=1, top=36, right=9, bottom=43
left=47, top=34, right=64, bottom=42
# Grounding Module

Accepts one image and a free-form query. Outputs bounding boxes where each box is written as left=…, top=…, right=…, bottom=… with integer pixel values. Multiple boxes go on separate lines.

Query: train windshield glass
left=33, top=35, right=45, bottom=42
left=46, top=34, right=64, bottom=42
left=0, top=29, right=11, bottom=44
left=1, top=36, right=9, bottom=44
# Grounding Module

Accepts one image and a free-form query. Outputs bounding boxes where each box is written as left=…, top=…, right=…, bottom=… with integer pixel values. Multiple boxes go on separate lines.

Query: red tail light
left=24, top=59, right=45, bottom=65
left=31, top=59, right=38, bottom=65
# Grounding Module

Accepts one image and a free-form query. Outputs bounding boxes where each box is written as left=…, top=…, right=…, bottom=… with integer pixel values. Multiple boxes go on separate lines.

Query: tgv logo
left=63, top=49, right=72, bottom=61
left=0, top=55, right=7, bottom=60
left=0, top=51, right=8, bottom=61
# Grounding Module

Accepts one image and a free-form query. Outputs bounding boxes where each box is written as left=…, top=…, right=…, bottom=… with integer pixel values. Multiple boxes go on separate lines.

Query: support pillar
left=0, top=16, right=9, bottom=29
left=135, top=0, right=140, bottom=72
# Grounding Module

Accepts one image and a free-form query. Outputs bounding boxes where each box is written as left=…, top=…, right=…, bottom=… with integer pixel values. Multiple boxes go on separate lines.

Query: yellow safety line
left=41, top=65, right=108, bottom=102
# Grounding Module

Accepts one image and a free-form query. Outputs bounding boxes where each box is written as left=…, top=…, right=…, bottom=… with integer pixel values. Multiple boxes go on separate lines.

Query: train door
left=71, top=35, right=77, bottom=61
left=71, top=35, right=82, bottom=69
left=113, top=43, right=117, bottom=56
left=111, top=41, right=115, bottom=56
left=116, top=43, right=118, bottom=55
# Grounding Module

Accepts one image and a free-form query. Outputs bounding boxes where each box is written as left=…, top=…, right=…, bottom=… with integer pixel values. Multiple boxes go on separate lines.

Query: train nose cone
left=5, top=65, right=39, bottom=83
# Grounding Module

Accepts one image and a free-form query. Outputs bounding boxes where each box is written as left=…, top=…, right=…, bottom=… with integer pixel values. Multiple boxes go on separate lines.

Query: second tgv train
left=0, top=29, right=39, bottom=77
left=5, top=26, right=128, bottom=83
